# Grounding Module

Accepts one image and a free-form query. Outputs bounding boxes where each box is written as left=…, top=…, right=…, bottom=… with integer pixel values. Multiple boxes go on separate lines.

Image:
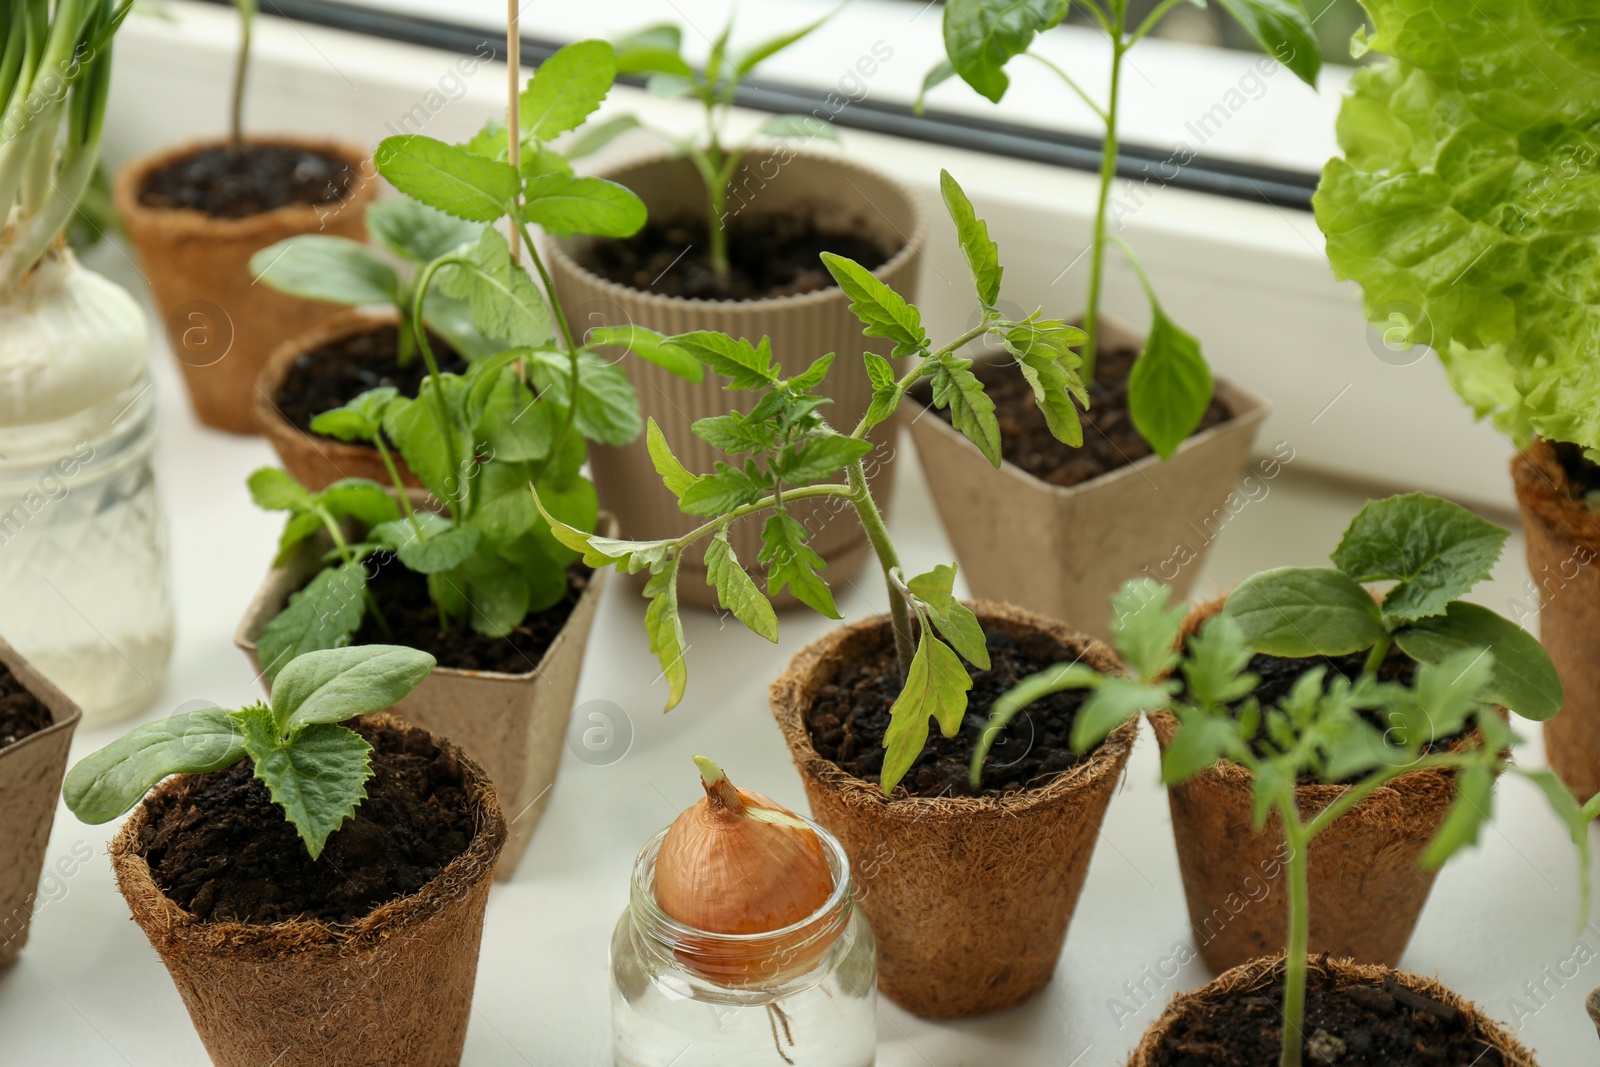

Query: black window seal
left=198, top=0, right=1317, bottom=211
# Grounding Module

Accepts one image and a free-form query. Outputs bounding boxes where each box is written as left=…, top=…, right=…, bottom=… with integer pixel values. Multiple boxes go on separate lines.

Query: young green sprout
left=923, top=0, right=1320, bottom=458
left=576, top=12, right=840, bottom=284
left=64, top=646, right=436, bottom=859
left=248, top=42, right=703, bottom=678
left=229, top=0, right=255, bottom=146
left=973, top=494, right=1589, bottom=1067
left=539, top=170, right=1089, bottom=796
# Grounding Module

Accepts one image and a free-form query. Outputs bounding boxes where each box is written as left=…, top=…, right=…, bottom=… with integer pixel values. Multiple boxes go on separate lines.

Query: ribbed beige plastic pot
left=0, top=635, right=81, bottom=967
left=115, top=136, right=375, bottom=435
left=110, top=715, right=505, bottom=1067
left=1156, top=596, right=1477, bottom=972
left=1513, top=439, right=1600, bottom=802
left=544, top=149, right=924, bottom=609
left=908, top=318, right=1270, bottom=642
left=770, top=602, right=1137, bottom=1017
left=256, top=310, right=414, bottom=491
left=234, top=502, right=614, bottom=878
left=1127, top=955, right=1535, bottom=1066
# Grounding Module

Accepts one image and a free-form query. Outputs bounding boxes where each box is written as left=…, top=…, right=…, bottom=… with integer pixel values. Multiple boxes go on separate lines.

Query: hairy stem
left=847, top=323, right=995, bottom=440
left=1082, top=9, right=1125, bottom=379
left=1362, top=632, right=1393, bottom=677
left=1279, top=802, right=1311, bottom=1067
left=848, top=459, right=915, bottom=680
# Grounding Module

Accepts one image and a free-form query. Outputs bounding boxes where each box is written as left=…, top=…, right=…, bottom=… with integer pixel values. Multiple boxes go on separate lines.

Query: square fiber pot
left=0, top=635, right=81, bottom=967
left=544, top=149, right=925, bottom=610
left=234, top=510, right=615, bottom=878
left=908, top=318, right=1270, bottom=641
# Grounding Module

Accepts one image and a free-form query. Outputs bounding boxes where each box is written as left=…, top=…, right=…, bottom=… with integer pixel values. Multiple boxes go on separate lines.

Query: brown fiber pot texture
left=0, top=635, right=81, bottom=967
left=545, top=149, right=924, bottom=610
left=908, top=317, right=1271, bottom=643
left=256, top=310, right=417, bottom=490
left=1157, top=597, right=1476, bottom=973
left=109, top=715, right=505, bottom=1067
left=1513, top=439, right=1600, bottom=801
left=234, top=503, right=614, bottom=878
left=770, top=601, right=1137, bottom=1017
left=115, top=136, right=376, bottom=434
left=1126, top=955, right=1535, bottom=1066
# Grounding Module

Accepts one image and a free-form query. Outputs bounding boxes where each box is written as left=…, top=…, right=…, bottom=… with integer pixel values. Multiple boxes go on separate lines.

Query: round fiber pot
left=1156, top=597, right=1472, bottom=972
left=770, top=601, right=1137, bottom=1017
left=109, top=715, right=506, bottom=1067
left=545, top=149, right=924, bottom=610
left=1513, top=439, right=1600, bottom=801
left=115, top=136, right=376, bottom=435
left=1127, top=954, right=1535, bottom=1066
left=256, top=310, right=413, bottom=490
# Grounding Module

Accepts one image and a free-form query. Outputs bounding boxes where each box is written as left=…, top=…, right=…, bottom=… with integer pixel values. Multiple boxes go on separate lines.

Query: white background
left=1, top=3, right=1593, bottom=1065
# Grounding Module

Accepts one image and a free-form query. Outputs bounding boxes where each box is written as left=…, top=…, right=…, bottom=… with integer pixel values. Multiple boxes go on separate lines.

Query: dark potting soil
left=138, top=720, right=476, bottom=925
left=806, top=627, right=1094, bottom=797
left=581, top=216, right=891, bottom=301
left=1153, top=963, right=1507, bottom=1066
left=1553, top=440, right=1600, bottom=499
left=350, top=551, right=587, bottom=675
left=273, top=325, right=470, bottom=434
left=0, top=664, right=52, bottom=751
left=1192, top=646, right=1467, bottom=781
left=920, top=339, right=1232, bottom=488
left=139, top=143, right=357, bottom=219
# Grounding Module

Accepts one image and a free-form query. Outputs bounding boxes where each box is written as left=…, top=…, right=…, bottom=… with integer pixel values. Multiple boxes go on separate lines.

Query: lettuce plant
left=925, top=0, right=1320, bottom=458
left=1314, top=0, right=1600, bottom=456
left=540, top=171, right=1089, bottom=795
left=977, top=495, right=1578, bottom=1067
left=249, top=41, right=702, bottom=680
left=64, top=646, right=435, bottom=859
left=573, top=13, right=839, bottom=284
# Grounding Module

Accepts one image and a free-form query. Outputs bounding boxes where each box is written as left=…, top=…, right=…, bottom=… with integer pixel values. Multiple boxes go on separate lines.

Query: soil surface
left=138, top=720, right=476, bottom=925
left=139, top=143, right=357, bottom=219
left=274, top=325, right=470, bottom=434
left=1153, top=963, right=1508, bottom=1066
left=920, top=338, right=1232, bottom=487
left=806, top=627, right=1096, bottom=797
left=350, top=551, right=587, bottom=675
left=1182, top=645, right=1468, bottom=782
left=581, top=216, right=890, bottom=301
left=0, top=665, right=52, bottom=751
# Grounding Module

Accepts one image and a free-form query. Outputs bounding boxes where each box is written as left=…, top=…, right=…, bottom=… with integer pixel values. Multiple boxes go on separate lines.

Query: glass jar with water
left=611, top=819, right=877, bottom=1067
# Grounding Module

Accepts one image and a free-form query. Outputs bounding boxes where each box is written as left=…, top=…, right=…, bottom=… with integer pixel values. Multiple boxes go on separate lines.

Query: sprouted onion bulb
left=654, top=756, right=836, bottom=985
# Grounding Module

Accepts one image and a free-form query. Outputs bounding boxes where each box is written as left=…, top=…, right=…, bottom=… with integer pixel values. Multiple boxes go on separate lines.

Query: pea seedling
left=925, top=0, right=1321, bottom=458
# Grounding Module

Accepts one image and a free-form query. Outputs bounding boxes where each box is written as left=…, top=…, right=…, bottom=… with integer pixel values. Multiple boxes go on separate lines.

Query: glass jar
left=0, top=378, right=174, bottom=726
left=611, top=819, right=877, bottom=1067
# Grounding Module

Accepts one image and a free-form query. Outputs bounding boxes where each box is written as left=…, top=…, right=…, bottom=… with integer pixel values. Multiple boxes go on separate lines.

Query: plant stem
left=848, top=323, right=993, bottom=440
left=848, top=458, right=916, bottom=680
left=229, top=0, right=256, bottom=147
left=1082, top=7, right=1126, bottom=380
left=1362, top=633, right=1393, bottom=677
left=505, top=0, right=521, bottom=262
left=514, top=221, right=582, bottom=488
left=693, top=143, right=733, bottom=282
left=409, top=254, right=470, bottom=519
left=518, top=220, right=579, bottom=354
left=1279, top=801, right=1311, bottom=1067
left=373, top=434, right=423, bottom=536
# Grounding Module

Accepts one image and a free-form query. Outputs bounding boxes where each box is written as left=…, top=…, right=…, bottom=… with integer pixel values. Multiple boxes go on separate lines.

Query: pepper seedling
left=250, top=199, right=503, bottom=365
left=975, top=496, right=1587, bottom=1067
left=63, top=646, right=436, bottom=859
left=572, top=12, right=841, bottom=285
left=539, top=170, right=1089, bottom=795
left=248, top=42, right=704, bottom=680
left=924, top=0, right=1320, bottom=458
